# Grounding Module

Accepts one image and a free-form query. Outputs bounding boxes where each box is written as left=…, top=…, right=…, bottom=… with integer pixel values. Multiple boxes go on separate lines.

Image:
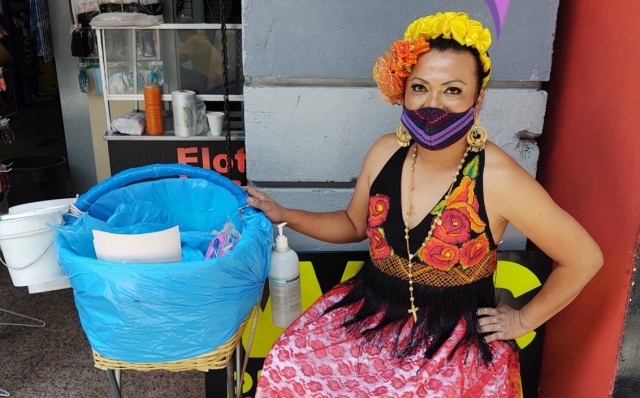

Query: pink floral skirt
left=256, top=285, right=521, bottom=398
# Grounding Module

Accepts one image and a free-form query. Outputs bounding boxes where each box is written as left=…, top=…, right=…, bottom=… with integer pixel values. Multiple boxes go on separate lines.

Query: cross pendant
left=408, top=303, right=419, bottom=322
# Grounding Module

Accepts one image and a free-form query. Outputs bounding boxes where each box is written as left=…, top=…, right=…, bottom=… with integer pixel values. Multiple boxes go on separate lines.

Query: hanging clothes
left=29, top=0, right=53, bottom=62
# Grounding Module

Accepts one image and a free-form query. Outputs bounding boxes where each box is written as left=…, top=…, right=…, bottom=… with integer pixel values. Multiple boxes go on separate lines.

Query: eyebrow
left=410, top=77, right=468, bottom=85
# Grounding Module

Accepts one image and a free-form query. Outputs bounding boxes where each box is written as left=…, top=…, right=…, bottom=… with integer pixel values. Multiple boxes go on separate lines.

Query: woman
left=248, top=12, right=603, bottom=397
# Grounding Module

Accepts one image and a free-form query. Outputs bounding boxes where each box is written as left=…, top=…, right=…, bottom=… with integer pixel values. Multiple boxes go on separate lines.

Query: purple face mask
left=400, top=106, right=475, bottom=150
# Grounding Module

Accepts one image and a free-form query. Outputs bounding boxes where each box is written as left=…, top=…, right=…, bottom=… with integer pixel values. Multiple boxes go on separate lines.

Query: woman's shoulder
left=368, top=134, right=401, bottom=166
left=369, top=133, right=399, bottom=156
left=485, top=141, right=524, bottom=168
left=361, top=133, right=401, bottom=184
left=483, top=141, right=538, bottom=191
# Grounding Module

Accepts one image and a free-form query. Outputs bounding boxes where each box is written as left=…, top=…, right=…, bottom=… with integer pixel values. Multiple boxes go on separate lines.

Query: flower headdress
left=373, top=12, right=493, bottom=105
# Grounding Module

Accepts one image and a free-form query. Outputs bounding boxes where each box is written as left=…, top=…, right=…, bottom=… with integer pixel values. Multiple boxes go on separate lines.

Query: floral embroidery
left=442, top=176, right=485, bottom=233
left=432, top=208, right=470, bottom=244
left=368, top=194, right=391, bottom=227
left=367, top=227, right=393, bottom=259
left=367, top=154, right=491, bottom=273
left=459, top=234, right=490, bottom=269
left=419, top=237, right=460, bottom=271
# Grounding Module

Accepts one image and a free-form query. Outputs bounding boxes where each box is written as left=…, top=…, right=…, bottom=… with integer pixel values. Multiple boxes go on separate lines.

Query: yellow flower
left=479, top=52, right=492, bottom=74
left=427, top=14, right=447, bottom=38
left=465, top=24, right=484, bottom=47
left=382, top=11, right=494, bottom=102
left=449, top=19, right=468, bottom=46
left=476, top=28, right=492, bottom=53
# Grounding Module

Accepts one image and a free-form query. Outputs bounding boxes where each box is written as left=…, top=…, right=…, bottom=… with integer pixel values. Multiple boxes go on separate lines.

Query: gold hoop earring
left=467, top=118, right=488, bottom=152
left=396, top=122, right=411, bottom=147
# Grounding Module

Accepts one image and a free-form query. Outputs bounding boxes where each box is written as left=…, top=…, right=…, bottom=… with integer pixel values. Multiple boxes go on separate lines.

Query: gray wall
left=243, top=0, right=559, bottom=81
left=243, top=0, right=560, bottom=251
left=48, top=0, right=97, bottom=194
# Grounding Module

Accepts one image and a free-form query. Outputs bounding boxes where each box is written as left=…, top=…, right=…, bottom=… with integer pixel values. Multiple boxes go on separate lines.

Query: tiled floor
left=0, top=265, right=206, bottom=397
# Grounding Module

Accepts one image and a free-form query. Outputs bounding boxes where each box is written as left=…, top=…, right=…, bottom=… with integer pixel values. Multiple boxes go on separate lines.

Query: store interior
left=1, top=1, right=236, bottom=397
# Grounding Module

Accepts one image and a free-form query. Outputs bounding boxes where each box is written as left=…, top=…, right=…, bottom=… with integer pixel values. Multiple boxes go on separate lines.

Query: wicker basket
left=92, top=312, right=252, bottom=372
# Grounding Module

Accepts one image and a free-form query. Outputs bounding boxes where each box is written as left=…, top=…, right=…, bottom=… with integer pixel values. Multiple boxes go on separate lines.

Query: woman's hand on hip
left=243, top=186, right=287, bottom=223
left=477, top=302, right=529, bottom=343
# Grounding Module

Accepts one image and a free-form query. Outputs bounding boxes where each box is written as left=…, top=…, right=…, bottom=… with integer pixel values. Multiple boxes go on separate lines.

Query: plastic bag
left=90, top=12, right=163, bottom=27
left=205, top=221, right=242, bottom=259
left=195, top=97, right=208, bottom=135
left=56, top=173, right=272, bottom=362
left=111, top=112, right=145, bottom=135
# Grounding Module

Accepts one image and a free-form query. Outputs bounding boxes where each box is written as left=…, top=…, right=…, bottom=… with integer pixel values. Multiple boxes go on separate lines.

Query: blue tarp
left=55, top=164, right=272, bottom=363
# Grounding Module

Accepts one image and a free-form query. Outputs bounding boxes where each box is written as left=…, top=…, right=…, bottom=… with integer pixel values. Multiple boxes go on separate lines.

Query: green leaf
left=463, top=156, right=479, bottom=178
left=431, top=200, right=446, bottom=215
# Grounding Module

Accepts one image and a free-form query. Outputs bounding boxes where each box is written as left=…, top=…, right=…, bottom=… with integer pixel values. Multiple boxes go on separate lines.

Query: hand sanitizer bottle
left=269, top=222, right=301, bottom=328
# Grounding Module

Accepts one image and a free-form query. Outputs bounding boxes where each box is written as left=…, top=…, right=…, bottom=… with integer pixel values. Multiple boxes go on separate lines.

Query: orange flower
left=459, top=234, right=490, bottom=269
left=368, top=194, right=390, bottom=227
left=432, top=209, right=470, bottom=244
left=445, top=176, right=485, bottom=233
left=393, top=40, right=411, bottom=59
left=373, top=37, right=430, bottom=106
left=420, top=237, right=459, bottom=271
left=367, top=227, right=393, bottom=260
left=373, top=53, right=405, bottom=105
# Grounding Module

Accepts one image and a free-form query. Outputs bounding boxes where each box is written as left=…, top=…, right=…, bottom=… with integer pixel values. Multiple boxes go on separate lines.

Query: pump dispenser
left=269, top=222, right=301, bottom=328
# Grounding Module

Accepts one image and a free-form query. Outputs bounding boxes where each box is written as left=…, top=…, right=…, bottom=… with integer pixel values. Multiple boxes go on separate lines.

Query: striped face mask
left=400, top=106, right=475, bottom=150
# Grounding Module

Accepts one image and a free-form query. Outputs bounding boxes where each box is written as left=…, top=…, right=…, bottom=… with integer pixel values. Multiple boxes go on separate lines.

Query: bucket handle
left=0, top=228, right=55, bottom=270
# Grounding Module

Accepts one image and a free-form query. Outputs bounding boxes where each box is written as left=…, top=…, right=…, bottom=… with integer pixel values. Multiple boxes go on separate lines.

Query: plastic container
left=0, top=198, right=75, bottom=289
left=143, top=73, right=163, bottom=136
left=269, top=222, right=301, bottom=328
left=206, top=111, right=224, bottom=136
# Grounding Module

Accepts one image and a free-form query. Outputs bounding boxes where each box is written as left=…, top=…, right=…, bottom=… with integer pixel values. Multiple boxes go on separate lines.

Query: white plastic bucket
left=27, top=276, right=72, bottom=294
left=0, top=198, right=75, bottom=288
left=8, top=198, right=76, bottom=215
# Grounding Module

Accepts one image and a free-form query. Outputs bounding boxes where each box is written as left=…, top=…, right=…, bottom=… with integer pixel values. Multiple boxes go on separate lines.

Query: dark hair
left=428, top=36, right=489, bottom=99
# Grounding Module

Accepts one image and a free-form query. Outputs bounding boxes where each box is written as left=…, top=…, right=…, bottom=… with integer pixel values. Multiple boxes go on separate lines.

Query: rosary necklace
left=404, top=144, right=471, bottom=321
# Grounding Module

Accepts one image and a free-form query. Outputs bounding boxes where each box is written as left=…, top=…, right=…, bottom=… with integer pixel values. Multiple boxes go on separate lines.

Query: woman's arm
left=478, top=145, right=603, bottom=342
left=244, top=134, right=398, bottom=244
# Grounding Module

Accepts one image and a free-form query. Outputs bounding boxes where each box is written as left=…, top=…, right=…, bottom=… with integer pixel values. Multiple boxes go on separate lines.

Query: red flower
left=317, top=364, right=333, bottom=376
left=426, top=378, right=443, bottom=391
left=432, top=209, right=471, bottom=244
left=300, top=362, right=314, bottom=377
left=307, top=381, right=323, bottom=392
left=368, top=194, right=390, bottom=227
left=292, top=381, right=306, bottom=396
left=446, top=176, right=485, bottom=233
left=372, top=386, right=390, bottom=396
left=367, top=227, right=393, bottom=259
left=281, top=366, right=296, bottom=379
left=420, top=237, right=460, bottom=271
left=459, top=234, right=490, bottom=268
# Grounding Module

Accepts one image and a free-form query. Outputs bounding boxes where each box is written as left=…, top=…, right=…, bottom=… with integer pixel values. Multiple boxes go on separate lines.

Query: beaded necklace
left=403, top=144, right=471, bottom=321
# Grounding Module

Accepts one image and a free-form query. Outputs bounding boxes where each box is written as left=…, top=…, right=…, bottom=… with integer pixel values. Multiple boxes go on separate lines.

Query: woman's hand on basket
left=243, top=186, right=287, bottom=223
left=477, top=302, right=530, bottom=343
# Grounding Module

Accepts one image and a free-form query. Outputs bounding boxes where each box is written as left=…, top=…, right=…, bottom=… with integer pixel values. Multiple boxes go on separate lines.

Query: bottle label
left=269, top=277, right=302, bottom=314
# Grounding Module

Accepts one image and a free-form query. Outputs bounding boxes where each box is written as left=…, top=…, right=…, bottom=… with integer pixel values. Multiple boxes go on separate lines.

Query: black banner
left=107, top=139, right=246, bottom=185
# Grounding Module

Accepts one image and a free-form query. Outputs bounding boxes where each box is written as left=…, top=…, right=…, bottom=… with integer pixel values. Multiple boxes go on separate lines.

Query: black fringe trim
left=325, top=260, right=517, bottom=368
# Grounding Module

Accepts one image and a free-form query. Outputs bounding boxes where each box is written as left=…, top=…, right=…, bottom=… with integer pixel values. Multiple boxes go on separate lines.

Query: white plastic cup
left=206, top=111, right=225, bottom=136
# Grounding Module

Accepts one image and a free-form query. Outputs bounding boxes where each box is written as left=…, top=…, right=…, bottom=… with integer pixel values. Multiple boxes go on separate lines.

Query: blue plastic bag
left=56, top=164, right=272, bottom=363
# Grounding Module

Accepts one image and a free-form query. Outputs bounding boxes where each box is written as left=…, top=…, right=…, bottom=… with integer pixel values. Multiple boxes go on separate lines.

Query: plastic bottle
left=143, top=73, right=164, bottom=135
left=269, top=222, right=302, bottom=328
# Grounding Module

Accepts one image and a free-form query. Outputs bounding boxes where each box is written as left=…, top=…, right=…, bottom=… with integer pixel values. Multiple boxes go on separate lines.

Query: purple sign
left=485, top=0, right=510, bottom=38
